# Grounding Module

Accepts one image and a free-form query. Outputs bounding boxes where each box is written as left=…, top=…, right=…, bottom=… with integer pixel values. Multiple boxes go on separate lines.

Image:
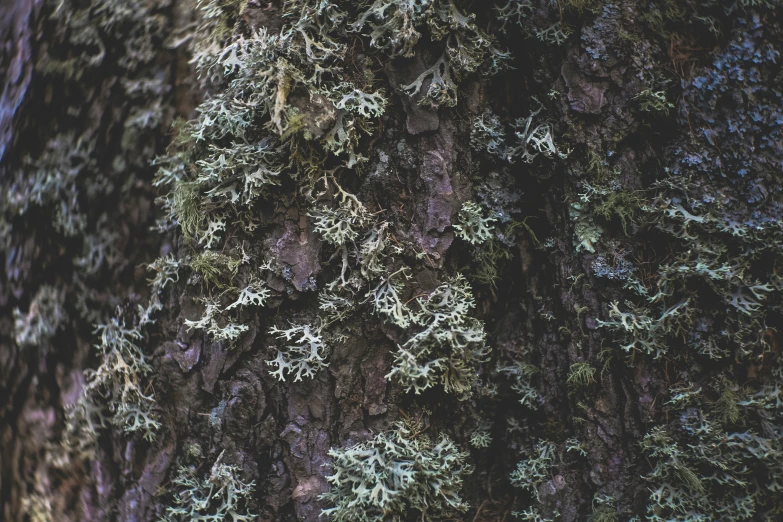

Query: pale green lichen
left=499, top=362, right=540, bottom=409
left=14, top=286, right=66, bottom=348
left=495, top=0, right=533, bottom=32
left=184, top=298, right=249, bottom=344
left=63, top=312, right=160, bottom=457
left=367, top=267, right=415, bottom=328
left=470, top=423, right=493, bottom=448
left=597, top=299, right=692, bottom=358
left=635, top=88, right=674, bottom=115
left=471, top=110, right=507, bottom=158
left=509, top=101, right=568, bottom=163
left=588, top=494, right=618, bottom=522
left=570, top=202, right=603, bottom=253
left=350, top=0, right=431, bottom=58
left=510, top=440, right=557, bottom=501
left=147, top=255, right=181, bottom=294
left=536, top=23, right=570, bottom=45
left=266, top=323, right=328, bottom=382
left=454, top=202, right=496, bottom=245
left=320, top=421, right=472, bottom=522
left=387, top=274, right=490, bottom=398
left=161, top=451, right=256, bottom=522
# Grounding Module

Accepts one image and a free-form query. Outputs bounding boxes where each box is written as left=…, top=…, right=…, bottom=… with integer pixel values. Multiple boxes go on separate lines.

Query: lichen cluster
left=3, top=0, right=174, bottom=463
left=161, top=452, right=256, bottom=522
left=540, top=6, right=783, bottom=521
left=319, top=421, right=472, bottom=522
left=6, top=0, right=783, bottom=521
left=144, top=0, right=512, bottom=518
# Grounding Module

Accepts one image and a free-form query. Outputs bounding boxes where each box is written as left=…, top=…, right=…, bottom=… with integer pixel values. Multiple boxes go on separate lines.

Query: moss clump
left=190, top=251, right=240, bottom=289
left=567, top=362, right=596, bottom=389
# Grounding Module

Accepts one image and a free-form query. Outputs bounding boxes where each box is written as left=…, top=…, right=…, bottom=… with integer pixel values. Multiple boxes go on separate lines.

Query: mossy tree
left=2, top=1, right=783, bottom=521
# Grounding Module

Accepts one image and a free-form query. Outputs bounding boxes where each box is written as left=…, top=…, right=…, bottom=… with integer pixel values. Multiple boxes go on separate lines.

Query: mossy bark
left=3, top=1, right=783, bottom=522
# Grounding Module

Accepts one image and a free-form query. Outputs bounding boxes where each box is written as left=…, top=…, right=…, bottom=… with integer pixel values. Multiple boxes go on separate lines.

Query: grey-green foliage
left=471, top=110, right=507, bottom=158
left=510, top=440, right=557, bottom=501
left=470, top=422, right=493, bottom=448
left=510, top=102, right=568, bottom=163
left=470, top=105, right=566, bottom=164
left=569, top=201, right=603, bottom=253
left=184, top=298, right=249, bottom=343
left=635, top=88, right=674, bottom=115
left=350, top=0, right=431, bottom=58
left=63, top=313, right=160, bottom=456
left=310, top=193, right=370, bottom=247
left=150, top=0, right=510, bottom=403
left=536, top=23, right=570, bottom=45
left=454, top=202, right=496, bottom=245
left=588, top=494, right=618, bottom=522
left=513, top=507, right=559, bottom=522
left=495, top=0, right=533, bottom=33
left=147, top=255, right=181, bottom=294
left=7, top=134, right=89, bottom=236
left=400, top=0, right=503, bottom=107
left=266, top=323, right=329, bottom=381
left=494, top=0, right=569, bottom=46
left=566, top=437, right=588, bottom=457
left=76, top=223, right=123, bottom=276
left=320, top=421, right=472, bottom=522
left=367, top=267, right=415, bottom=328
left=597, top=299, right=691, bottom=359
left=7, top=0, right=166, bottom=237
left=310, top=178, right=396, bottom=300
left=387, top=274, right=490, bottom=399
left=640, top=372, right=783, bottom=521
left=161, top=451, right=256, bottom=522
left=14, top=285, right=67, bottom=347
left=157, top=0, right=427, bottom=244
left=499, top=362, right=540, bottom=409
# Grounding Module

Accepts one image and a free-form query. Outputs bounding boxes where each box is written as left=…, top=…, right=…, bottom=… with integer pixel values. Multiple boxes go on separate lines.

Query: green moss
left=170, top=182, right=204, bottom=241
left=592, top=190, right=645, bottom=235
left=470, top=238, right=514, bottom=288
left=567, top=362, right=596, bottom=388
left=190, top=251, right=240, bottom=289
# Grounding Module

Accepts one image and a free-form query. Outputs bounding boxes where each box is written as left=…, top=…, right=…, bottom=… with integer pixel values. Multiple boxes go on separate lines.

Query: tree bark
left=2, top=1, right=783, bottom=522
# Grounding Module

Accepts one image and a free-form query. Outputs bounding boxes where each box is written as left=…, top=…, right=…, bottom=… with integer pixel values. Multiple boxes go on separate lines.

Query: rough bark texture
left=2, top=1, right=783, bottom=522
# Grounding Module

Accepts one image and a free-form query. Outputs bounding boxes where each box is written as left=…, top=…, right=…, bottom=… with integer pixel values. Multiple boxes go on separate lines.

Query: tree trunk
left=3, top=1, right=783, bottom=522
